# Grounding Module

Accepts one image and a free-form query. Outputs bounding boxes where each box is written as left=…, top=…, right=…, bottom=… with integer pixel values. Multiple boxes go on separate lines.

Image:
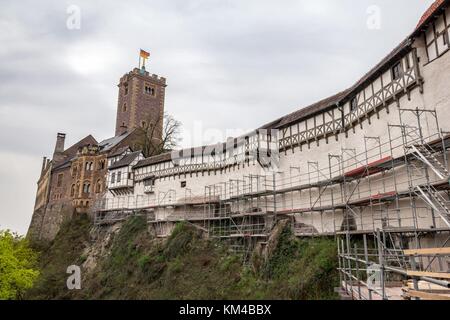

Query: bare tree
left=135, top=112, right=182, bottom=157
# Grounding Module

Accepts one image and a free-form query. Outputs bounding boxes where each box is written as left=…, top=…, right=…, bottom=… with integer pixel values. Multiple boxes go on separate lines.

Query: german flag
left=140, top=49, right=150, bottom=59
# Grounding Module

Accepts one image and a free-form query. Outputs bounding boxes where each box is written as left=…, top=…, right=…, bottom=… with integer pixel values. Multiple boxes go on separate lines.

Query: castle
left=28, top=67, right=167, bottom=240
left=29, top=0, right=450, bottom=300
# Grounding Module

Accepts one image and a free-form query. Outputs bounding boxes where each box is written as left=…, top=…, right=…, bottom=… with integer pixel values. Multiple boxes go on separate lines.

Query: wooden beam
left=404, top=247, right=450, bottom=256
left=407, top=271, right=450, bottom=279
left=407, top=290, right=450, bottom=300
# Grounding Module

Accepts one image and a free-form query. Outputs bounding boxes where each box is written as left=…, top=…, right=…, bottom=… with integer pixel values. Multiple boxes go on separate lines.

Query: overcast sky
left=0, top=0, right=435, bottom=234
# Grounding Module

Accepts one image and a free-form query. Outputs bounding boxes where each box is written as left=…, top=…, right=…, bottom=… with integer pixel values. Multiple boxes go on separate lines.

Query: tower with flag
left=139, top=49, right=150, bottom=69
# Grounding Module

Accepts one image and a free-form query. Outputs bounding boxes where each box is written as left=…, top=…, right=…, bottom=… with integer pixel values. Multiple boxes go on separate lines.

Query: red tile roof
left=416, top=0, right=446, bottom=29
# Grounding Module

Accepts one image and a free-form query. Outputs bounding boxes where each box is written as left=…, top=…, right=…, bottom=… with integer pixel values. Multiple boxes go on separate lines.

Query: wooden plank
left=407, top=270, right=450, bottom=279
left=404, top=247, right=450, bottom=256
left=408, top=290, right=450, bottom=300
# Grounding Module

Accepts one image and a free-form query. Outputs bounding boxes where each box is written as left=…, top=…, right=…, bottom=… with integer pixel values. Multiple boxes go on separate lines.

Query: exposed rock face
left=252, top=219, right=291, bottom=272
left=82, top=223, right=123, bottom=273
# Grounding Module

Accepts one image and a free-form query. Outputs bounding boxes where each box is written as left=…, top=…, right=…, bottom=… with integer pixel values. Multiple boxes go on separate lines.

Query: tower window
left=124, top=83, right=129, bottom=95
left=144, top=83, right=156, bottom=96
left=122, top=103, right=127, bottom=112
left=181, top=181, right=187, bottom=188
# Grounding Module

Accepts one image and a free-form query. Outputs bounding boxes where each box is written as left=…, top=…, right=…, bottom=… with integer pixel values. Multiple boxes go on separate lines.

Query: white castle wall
left=102, top=14, right=450, bottom=237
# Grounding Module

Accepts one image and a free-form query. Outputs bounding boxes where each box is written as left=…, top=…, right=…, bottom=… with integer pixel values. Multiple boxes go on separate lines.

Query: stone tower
left=115, top=67, right=167, bottom=140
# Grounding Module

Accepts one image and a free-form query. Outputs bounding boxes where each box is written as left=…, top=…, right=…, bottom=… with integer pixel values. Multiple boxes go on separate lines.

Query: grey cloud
left=0, top=0, right=435, bottom=234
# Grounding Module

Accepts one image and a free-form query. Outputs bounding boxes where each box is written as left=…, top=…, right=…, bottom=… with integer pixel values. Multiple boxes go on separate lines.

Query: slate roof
left=99, top=131, right=133, bottom=152
left=133, top=152, right=173, bottom=169
left=109, top=151, right=142, bottom=170
left=107, top=146, right=131, bottom=158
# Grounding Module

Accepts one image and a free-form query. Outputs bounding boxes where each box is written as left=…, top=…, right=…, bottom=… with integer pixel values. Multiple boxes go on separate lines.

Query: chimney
left=53, top=133, right=66, bottom=162
left=41, top=156, right=47, bottom=173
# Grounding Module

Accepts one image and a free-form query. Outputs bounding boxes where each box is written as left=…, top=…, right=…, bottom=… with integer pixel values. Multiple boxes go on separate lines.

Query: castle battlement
left=119, top=68, right=167, bottom=86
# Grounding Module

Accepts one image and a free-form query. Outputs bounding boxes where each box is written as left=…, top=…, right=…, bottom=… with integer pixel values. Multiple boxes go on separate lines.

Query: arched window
left=95, top=180, right=102, bottom=193
left=83, top=182, right=91, bottom=194
left=98, top=160, right=105, bottom=170
left=70, top=184, right=75, bottom=197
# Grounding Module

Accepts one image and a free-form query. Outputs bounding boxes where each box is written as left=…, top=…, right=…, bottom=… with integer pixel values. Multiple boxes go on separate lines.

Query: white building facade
left=96, top=2, right=450, bottom=249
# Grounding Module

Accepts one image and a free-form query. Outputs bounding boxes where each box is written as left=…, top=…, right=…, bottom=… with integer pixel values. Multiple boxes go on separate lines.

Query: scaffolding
left=337, top=108, right=450, bottom=300
left=93, top=107, right=450, bottom=292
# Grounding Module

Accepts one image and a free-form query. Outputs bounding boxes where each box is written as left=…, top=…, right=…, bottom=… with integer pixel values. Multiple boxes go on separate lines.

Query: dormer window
left=350, top=97, right=357, bottom=112
left=392, top=62, right=403, bottom=80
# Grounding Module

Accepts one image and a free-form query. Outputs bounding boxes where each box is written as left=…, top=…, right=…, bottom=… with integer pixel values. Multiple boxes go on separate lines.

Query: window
left=181, top=181, right=187, bottom=188
left=95, top=180, right=102, bottom=193
left=122, top=103, right=127, bottom=112
left=70, top=184, right=75, bottom=197
left=350, top=97, right=358, bottom=112
left=57, top=174, right=63, bottom=187
left=85, top=162, right=93, bottom=171
left=111, top=172, right=116, bottom=184
left=124, top=83, right=129, bottom=95
left=144, top=179, right=155, bottom=186
left=392, top=62, right=403, bottom=80
left=83, top=183, right=91, bottom=194
left=72, top=166, right=77, bottom=178
left=98, top=160, right=105, bottom=170
left=141, top=121, right=147, bottom=128
left=405, top=56, right=411, bottom=70
left=144, top=83, right=156, bottom=96
left=117, top=171, right=122, bottom=183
